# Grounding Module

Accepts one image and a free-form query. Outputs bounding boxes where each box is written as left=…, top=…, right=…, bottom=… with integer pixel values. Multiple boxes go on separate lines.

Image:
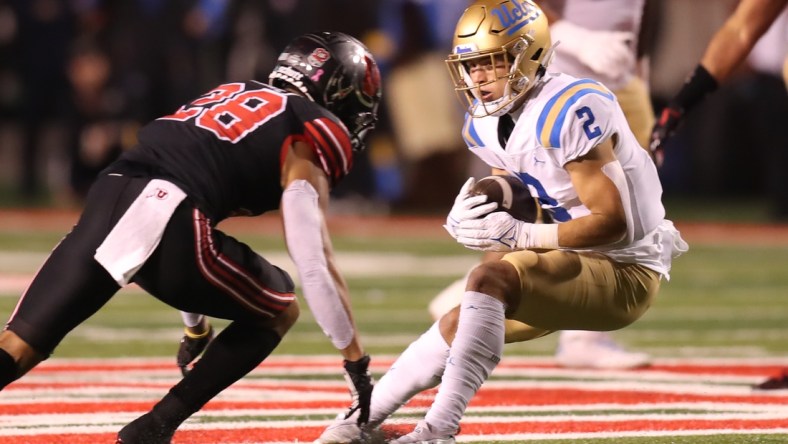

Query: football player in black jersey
left=0, top=31, right=381, bottom=443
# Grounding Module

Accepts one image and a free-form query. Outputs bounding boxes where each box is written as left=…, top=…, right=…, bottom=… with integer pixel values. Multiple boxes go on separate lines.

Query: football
left=469, top=175, right=554, bottom=223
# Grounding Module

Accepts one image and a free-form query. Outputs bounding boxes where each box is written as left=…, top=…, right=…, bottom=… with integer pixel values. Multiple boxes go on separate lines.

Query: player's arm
left=454, top=138, right=630, bottom=252
left=649, top=0, right=787, bottom=165
left=280, top=140, right=373, bottom=424
left=280, top=140, right=365, bottom=362
left=701, top=0, right=787, bottom=82
left=281, top=141, right=373, bottom=424
left=560, top=138, right=630, bottom=248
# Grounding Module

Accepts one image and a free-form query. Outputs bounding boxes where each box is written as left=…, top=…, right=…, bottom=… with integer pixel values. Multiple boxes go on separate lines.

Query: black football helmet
left=269, top=31, right=382, bottom=151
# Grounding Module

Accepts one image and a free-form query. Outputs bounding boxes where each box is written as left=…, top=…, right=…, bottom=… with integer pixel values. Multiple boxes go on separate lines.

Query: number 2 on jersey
left=161, top=83, right=286, bottom=143
left=575, top=106, right=601, bottom=140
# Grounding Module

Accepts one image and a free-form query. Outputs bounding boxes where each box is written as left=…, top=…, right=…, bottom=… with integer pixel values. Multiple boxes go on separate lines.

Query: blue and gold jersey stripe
left=462, top=113, right=484, bottom=148
left=536, top=79, right=614, bottom=148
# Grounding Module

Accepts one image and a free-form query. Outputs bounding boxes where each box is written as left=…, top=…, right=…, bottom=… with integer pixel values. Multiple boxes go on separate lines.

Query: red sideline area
left=1, top=358, right=787, bottom=443
left=4, top=419, right=788, bottom=444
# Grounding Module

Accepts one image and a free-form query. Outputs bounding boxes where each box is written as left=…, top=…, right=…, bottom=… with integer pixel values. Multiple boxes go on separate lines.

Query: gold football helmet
left=446, top=0, right=552, bottom=117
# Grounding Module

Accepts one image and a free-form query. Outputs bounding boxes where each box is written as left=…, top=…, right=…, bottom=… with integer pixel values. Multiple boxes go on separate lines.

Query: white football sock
left=180, top=312, right=204, bottom=328
left=368, top=321, right=450, bottom=427
left=424, top=291, right=505, bottom=432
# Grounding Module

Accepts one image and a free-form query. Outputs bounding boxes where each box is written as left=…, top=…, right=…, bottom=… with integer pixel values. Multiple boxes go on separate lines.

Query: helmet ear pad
left=269, top=32, right=382, bottom=151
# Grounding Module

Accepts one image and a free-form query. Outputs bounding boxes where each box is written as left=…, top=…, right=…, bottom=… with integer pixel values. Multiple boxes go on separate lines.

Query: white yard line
left=0, top=353, right=786, bottom=443
left=0, top=251, right=476, bottom=292
left=456, top=429, right=788, bottom=442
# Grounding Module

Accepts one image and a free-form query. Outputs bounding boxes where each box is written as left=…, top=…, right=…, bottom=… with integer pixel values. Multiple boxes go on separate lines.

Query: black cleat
left=116, top=412, right=176, bottom=444
left=176, top=325, right=214, bottom=377
left=753, top=370, right=788, bottom=390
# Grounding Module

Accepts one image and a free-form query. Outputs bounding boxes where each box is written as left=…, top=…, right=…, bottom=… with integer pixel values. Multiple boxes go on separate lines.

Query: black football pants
left=5, top=173, right=295, bottom=356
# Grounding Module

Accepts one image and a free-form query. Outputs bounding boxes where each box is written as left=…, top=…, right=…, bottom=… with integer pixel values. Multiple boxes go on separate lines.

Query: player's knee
left=258, top=300, right=300, bottom=338
left=275, top=300, right=300, bottom=334
left=466, top=261, right=518, bottom=305
left=609, top=304, right=649, bottom=330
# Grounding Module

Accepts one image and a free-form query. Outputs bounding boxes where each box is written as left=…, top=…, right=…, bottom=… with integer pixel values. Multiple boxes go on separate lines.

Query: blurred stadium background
left=0, top=0, right=786, bottom=220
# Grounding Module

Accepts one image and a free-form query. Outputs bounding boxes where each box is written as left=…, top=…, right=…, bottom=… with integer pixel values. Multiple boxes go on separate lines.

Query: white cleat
left=314, top=413, right=364, bottom=444
left=555, top=331, right=651, bottom=370
left=389, top=421, right=456, bottom=444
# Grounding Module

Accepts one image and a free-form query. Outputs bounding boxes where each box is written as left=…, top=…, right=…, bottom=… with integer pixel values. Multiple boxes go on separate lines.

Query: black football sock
left=164, top=320, right=282, bottom=418
left=0, top=348, right=17, bottom=390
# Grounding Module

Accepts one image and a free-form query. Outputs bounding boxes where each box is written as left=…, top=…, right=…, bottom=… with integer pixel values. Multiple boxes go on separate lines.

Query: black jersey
left=111, top=81, right=354, bottom=221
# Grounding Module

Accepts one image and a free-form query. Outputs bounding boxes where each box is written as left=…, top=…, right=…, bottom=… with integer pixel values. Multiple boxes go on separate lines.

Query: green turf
left=1, top=241, right=786, bottom=359
left=0, top=222, right=786, bottom=443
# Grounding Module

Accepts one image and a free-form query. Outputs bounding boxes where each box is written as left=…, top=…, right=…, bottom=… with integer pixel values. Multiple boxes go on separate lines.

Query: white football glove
left=455, top=211, right=524, bottom=251
left=444, top=177, right=498, bottom=239
left=551, top=20, right=635, bottom=80
left=456, top=211, right=559, bottom=252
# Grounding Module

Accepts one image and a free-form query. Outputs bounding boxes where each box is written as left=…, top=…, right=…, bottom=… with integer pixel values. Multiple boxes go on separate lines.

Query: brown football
left=469, top=175, right=553, bottom=223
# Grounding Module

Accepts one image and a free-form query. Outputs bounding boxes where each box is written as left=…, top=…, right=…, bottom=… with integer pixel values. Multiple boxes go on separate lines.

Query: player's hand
left=649, top=104, right=684, bottom=168
left=444, top=177, right=498, bottom=239
left=342, top=354, right=374, bottom=425
left=551, top=20, right=634, bottom=80
left=176, top=326, right=214, bottom=377
left=455, top=211, right=526, bottom=252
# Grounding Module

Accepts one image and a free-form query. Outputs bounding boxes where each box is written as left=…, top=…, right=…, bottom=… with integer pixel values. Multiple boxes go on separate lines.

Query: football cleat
left=555, top=332, right=651, bottom=370
left=116, top=412, right=176, bottom=444
left=314, top=408, right=390, bottom=444
left=314, top=412, right=364, bottom=444
left=752, top=370, right=788, bottom=390
left=177, top=325, right=214, bottom=377
left=390, top=421, right=456, bottom=444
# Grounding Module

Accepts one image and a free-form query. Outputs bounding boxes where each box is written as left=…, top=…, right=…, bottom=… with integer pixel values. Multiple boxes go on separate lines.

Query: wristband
left=518, top=223, right=559, bottom=250
left=672, top=64, right=719, bottom=113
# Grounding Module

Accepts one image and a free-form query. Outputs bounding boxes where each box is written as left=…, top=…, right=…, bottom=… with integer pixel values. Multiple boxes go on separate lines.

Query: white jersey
left=461, top=73, right=687, bottom=277
left=544, top=0, right=645, bottom=90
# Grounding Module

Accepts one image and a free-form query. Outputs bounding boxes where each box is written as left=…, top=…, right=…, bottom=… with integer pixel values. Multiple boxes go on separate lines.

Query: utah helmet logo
left=307, top=48, right=331, bottom=67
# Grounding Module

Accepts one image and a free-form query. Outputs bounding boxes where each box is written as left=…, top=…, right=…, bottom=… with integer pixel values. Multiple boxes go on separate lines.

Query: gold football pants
left=615, top=76, right=655, bottom=149
left=500, top=249, right=660, bottom=343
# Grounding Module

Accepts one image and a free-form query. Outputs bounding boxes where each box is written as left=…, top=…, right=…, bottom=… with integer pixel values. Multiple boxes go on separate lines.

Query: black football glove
left=649, top=64, right=719, bottom=169
left=176, top=326, right=214, bottom=377
left=649, top=104, right=684, bottom=168
left=342, top=354, right=374, bottom=425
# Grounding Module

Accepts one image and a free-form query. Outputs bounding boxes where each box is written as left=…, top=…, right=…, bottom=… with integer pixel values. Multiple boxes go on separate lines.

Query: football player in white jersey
left=428, top=0, right=657, bottom=370
left=315, top=1, right=687, bottom=442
